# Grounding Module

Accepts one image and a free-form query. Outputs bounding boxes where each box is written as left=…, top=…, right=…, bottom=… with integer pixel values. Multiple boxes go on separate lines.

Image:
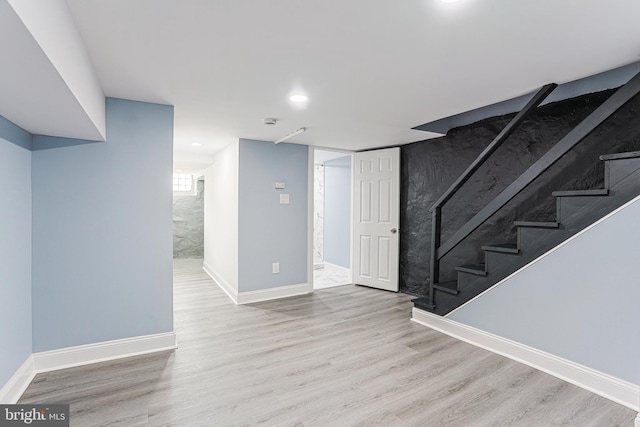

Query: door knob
left=391, top=228, right=398, bottom=234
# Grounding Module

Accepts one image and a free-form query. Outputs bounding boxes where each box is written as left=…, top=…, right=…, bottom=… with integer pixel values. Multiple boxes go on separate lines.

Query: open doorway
left=313, top=149, right=353, bottom=289
left=173, top=173, right=205, bottom=261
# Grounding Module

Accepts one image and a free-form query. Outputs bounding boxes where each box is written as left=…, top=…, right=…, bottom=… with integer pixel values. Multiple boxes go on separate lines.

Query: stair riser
left=517, top=226, right=560, bottom=249
left=458, top=273, right=487, bottom=293
left=606, top=158, right=640, bottom=188
left=456, top=272, right=474, bottom=289
left=556, top=195, right=609, bottom=224
left=456, top=232, right=567, bottom=302
left=426, top=281, right=488, bottom=316
left=485, top=251, right=519, bottom=273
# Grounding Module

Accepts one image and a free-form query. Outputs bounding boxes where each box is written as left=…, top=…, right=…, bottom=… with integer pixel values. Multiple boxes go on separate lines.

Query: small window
left=173, top=173, right=193, bottom=192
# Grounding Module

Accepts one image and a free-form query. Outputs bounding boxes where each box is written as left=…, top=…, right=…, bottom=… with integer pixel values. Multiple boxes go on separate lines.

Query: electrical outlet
left=272, top=262, right=280, bottom=274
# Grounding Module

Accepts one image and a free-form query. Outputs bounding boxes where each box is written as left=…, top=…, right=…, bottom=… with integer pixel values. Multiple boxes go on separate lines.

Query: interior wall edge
left=0, top=356, right=35, bottom=404
left=203, top=261, right=239, bottom=304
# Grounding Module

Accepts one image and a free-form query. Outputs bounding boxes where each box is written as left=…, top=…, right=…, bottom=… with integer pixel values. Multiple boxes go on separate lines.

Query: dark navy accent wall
left=400, top=89, right=640, bottom=295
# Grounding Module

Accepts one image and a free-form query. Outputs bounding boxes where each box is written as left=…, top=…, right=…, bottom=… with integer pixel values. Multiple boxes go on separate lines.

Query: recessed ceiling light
left=289, top=94, right=308, bottom=103
left=192, top=143, right=202, bottom=147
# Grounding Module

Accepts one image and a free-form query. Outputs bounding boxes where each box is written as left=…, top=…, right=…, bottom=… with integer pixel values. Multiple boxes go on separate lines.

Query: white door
left=352, top=147, right=400, bottom=292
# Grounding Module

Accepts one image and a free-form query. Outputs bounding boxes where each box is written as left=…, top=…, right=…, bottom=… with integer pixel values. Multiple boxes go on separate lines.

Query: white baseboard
left=203, top=262, right=312, bottom=304
left=0, top=356, right=35, bottom=404
left=1, top=332, right=176, bottom=403
left=636, top=413, right=640, bottom=427
left=203, top=261, right=239, bottom=304
left=412, top=308, right=640, bottom=411
left=238, top=282, right=312, bottom=304
left=33, top=332, right=177, bottom=373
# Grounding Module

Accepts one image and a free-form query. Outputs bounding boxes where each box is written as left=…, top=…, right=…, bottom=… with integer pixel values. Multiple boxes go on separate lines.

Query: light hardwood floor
left=19, top=259, right=636, bottom=426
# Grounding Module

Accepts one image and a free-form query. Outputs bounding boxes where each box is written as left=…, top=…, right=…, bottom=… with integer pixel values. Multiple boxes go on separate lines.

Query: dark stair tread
left=600, top=151, right=640, bottom=161
left=514, top=221, right=559, bottom=229
left=412, top=296, right=435, bottom=310
left=552, top=189, right=609, bottom=197
left=433, top=280, right=459, bottom=295
left=455, top=264, right=487, bottom=276
left=482, top=243, right=519, bottom=254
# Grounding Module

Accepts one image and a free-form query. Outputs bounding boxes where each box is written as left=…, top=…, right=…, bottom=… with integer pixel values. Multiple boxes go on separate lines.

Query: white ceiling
left=19, top=1, right=640, bottom=171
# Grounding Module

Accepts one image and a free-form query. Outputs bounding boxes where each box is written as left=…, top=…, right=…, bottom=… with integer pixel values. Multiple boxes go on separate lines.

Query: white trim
left=237, top=282, right=312, bottom=304
left=0, top=356, right=35, bottom=404
left=203, top=260, right=311, bottom=304
left=448, top=194, right=640, bottom=316
left=349, top=152, right=354, bottom=289
left=307, top=147, right=315, bottom=292
left=412, top=308, right=640, bottom=411
left=32, top=332, right=177, bottom=373
left=203, top=261, right=239, bottom=304
left=1, top=333, right=176, bottom=403
left=635, top=412, right=640, bottom=427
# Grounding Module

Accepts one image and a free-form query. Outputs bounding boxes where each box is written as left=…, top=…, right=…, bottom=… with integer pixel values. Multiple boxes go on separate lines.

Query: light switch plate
left=275, top=182, right=285, bottom=189
left=280, top=194, right=290, bottom=204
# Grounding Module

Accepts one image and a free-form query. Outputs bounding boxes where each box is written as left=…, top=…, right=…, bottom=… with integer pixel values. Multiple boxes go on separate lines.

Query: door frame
left=307, top=147, right=355, bottom=290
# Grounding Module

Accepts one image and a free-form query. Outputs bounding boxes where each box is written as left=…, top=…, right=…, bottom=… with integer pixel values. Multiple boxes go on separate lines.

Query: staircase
left=412, top=70, right=640, bottom=316
left=413, top=150, right=640, bottom=316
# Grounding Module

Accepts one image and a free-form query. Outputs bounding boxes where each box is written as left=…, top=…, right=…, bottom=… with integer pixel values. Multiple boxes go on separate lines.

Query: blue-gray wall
left=323, top=155, right=351, bottom=268
left=449, top=197, right=640, bottom=384
left=31, top=98, right=174, bottom=352
left=238, top=139, right=308, bottom=292
left=0, top=120, right=32, bottom=387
